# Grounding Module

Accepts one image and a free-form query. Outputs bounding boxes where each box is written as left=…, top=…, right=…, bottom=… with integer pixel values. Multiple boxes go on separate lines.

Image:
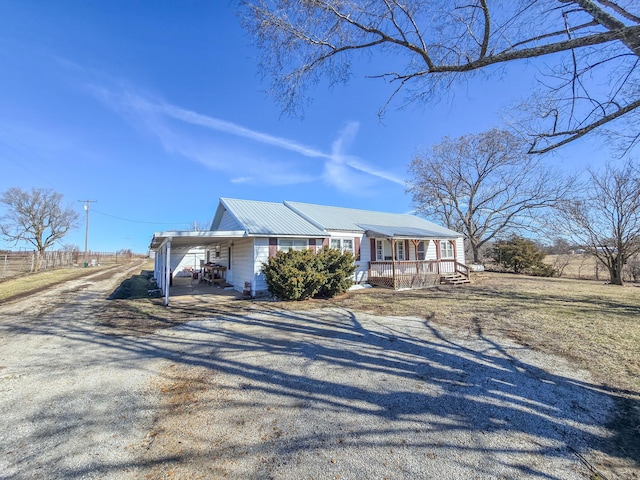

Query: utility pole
left=78, top=200, right=97, bottom=266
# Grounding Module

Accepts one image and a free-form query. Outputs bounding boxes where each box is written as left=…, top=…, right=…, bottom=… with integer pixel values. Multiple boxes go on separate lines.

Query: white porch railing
left=368, top=260, right=469, bottom=289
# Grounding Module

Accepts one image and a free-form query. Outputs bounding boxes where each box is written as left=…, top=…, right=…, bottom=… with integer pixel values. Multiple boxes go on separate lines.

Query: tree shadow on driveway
left=2, top=303, right=637, bottom=479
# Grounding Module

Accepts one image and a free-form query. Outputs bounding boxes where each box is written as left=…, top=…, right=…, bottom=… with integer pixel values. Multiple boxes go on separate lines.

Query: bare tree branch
left=0, top=188, right=79, bottom=271
left=241, top=0, right=640, bottom=153
left=554, top=158, right=640, bottom=284
left=407, top=129, right=575, bottom=263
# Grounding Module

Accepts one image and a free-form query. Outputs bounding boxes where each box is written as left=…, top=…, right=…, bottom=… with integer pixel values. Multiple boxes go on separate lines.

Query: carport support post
left=164, top=239, right=172, bottom=307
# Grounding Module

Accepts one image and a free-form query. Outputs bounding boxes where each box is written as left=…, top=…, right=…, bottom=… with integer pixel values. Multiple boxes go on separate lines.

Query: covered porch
left=362, top=225, right=469, bottom=289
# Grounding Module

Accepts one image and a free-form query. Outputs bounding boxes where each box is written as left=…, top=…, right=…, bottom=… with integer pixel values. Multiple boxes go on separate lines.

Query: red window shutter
left=354, top=237, right=361, bottom=261
left=404, top=240, right=410, bottom=260
left=322, top=238, right=329, bottom=248
left=268, top=237, right=278, bottom=257
left=309, top=238, right=316, bottom=252
left=435, top=240, right=441, bottom=260
left=370, top=238, right=376, bottom=261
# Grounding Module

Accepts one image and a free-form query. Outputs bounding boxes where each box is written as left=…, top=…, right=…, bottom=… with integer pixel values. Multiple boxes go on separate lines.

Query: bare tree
left=408, top=129, right=573, bottom=263
left=241, top=1, right=640, bottom=153
left=0, top=188, right=79, bottom=271
left=556, top=159, right=640, bottom=285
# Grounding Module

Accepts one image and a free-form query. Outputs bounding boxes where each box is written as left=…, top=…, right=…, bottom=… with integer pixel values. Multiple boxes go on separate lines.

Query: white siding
left=253, top=237, right=270, bottom=294
left=355, top=234, right=369, bottom=283
left=218, top=210, right=243, bottom=231
left=170, top=247, right=205, bottom=277
left=456, top=237, right=466, bottom=264
left=426, top=240, right=438, bottom=260
left=325, top=230, right=367, bottom=284
left=230, top=238, right=255, bottom=294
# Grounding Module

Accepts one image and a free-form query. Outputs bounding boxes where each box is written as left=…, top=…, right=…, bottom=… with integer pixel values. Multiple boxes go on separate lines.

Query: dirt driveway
left=0, top=267, right=633, bottom=479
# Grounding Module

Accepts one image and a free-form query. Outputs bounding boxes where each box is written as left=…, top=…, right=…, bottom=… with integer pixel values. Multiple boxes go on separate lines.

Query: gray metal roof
left=220, top=198, right=326, bottom=237
left=149, top=230, right=245, bottom=249
left=358, top=224, right=458, bottom=239
left=285, top=201, right=461, bottom=236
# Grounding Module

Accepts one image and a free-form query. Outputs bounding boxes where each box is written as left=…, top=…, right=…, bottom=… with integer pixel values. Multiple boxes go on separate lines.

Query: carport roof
left=149, top=230, right=245, bottom=249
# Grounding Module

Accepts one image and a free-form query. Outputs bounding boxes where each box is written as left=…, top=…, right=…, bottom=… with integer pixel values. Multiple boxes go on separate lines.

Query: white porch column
left=157, top=246, right=165, bottom=290
left=154, top=251, right=160, bottom=286
left=164, top=239, right=172, bottom=306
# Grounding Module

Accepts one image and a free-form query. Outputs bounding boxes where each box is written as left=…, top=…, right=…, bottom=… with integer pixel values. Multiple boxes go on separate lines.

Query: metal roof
left=220, top=198, right=326, bottom=237
left=149, top=230, right=245, bottom=249
left=358, top=224, right=458, bottom=239
left=150, top=199, right=463, bottom=251
left=285, top=201, right=461, bottom=236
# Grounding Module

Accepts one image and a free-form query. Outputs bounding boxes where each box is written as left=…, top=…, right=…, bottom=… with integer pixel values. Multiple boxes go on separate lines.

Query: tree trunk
left=608, top=265, right=624, bottom=286
left=471, top=245, right=480, bottom=264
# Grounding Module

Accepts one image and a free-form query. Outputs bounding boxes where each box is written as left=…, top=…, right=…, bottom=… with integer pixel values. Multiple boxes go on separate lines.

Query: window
left=278, top=239, right=308, bottom=251
left=376, top=240, right=384, bottom=261
left=417, top=241, right=426, bottom=261
left=440, top=241, right=455, bottom=259
left=394, top=241, right=405, bottom=261
left=330, top=238, right=354, bottom=254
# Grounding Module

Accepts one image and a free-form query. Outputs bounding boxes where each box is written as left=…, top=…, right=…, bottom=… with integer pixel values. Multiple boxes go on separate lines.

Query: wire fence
left=0, top=250, right=147, bottom=279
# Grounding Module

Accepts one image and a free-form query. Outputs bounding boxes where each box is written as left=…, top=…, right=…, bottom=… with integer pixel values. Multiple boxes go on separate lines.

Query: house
left=149, top=198, right=469, bottom=305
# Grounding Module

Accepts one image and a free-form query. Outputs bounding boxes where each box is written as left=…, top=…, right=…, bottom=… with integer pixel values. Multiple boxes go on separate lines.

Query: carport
left=149, top=230, right=245, bottom=306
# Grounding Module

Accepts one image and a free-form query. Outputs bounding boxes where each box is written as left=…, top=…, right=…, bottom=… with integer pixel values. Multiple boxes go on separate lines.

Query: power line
left=92, top=208, right=192, bottom=226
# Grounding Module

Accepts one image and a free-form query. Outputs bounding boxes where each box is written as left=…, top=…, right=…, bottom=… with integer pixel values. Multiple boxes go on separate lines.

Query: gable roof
left=285, top=201, right=460, bottom=237
left=211, top=198, right=461, bottom=238
left=214, top=198, right=326, bottom=237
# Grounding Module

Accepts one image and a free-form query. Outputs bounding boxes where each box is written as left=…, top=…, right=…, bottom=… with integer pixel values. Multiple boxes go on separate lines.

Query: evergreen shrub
left=262, top=246, right=356, bottom=300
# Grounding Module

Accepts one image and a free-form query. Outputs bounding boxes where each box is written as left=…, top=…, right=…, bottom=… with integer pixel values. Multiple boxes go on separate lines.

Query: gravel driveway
left=0, top=267, right=627, bottom=479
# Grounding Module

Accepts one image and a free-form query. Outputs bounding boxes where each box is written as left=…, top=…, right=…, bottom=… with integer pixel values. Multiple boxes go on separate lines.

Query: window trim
left=440, top=240, right=455, bottom=259
left=330, top=237, right=354, bottom=254
left=376, top=239, right=384, bottom=261
left=278, top=238, right=309, bottom=252
left=417, top=241, right=426, bottom=261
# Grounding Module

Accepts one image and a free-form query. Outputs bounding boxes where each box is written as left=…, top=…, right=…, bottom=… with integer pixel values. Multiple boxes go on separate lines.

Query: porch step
left=440, top=273, right=471, bottom=285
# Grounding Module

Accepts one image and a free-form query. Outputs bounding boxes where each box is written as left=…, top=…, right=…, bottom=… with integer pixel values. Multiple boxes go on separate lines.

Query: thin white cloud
left=89, top=82, right=403, bottom=190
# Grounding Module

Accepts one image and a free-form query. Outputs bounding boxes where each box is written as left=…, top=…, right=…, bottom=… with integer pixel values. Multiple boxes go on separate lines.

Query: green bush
left=491, top=236, right=555, bottom=277
left=315, top=247, right=356, bottom=298
left=262, top=246, right=356, bottom=301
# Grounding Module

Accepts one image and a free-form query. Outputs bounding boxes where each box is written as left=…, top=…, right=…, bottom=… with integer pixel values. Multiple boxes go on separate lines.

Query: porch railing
left=368, top=260, right=469, bottom=289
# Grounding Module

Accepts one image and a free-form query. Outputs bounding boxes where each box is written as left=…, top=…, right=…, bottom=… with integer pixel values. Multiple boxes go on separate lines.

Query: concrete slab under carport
left=167, top=276, right=244, bottom=302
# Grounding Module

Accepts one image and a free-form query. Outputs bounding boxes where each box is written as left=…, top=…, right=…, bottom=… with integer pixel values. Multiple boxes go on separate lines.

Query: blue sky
left=0, top=2, right=613, bottom=253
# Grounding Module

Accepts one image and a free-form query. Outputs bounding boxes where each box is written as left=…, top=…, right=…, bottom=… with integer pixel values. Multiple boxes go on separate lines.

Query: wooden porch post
left=391, top=238, right=396, bottom=289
